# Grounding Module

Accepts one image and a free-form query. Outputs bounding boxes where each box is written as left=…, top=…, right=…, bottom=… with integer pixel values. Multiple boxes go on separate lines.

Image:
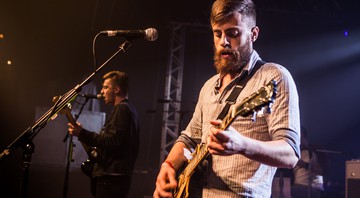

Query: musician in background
left=291, top=127, right=327, bottom=198
left=153, top=0, right=300, bottom=197
left=68, top=71, right=140, bottom=198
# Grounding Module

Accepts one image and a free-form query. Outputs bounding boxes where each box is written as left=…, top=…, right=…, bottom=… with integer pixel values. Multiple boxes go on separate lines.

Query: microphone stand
left=0, top=40, right=132, bottom=198
left=62, top=97, right=89, bottom=198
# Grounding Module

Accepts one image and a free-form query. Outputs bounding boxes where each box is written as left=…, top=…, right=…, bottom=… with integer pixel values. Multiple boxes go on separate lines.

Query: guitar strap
left=217, top=60, right=266, bottom=120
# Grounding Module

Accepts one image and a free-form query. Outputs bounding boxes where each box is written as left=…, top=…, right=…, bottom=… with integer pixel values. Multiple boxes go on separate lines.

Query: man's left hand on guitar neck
left=208, top=120, right=248, bottom=156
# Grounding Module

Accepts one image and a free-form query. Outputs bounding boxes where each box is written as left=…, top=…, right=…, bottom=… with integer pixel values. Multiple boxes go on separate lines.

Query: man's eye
left=213, top=31, right=222, bottom=38
left=226, top=29, right=240, bottom=38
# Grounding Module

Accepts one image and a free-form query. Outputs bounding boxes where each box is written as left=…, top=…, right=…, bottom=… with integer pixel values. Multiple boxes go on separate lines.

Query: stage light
left=7, top=60, right=12, bottom=65
left=344, top=30, right=349, bottom=37
left=0, top=34, right=4, bottom=39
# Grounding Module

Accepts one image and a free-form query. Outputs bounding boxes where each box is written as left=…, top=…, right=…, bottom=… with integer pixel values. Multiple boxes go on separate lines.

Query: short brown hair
left=102, top=71, right=129, bottom=95
left=210, top=0, right=257, bottom=27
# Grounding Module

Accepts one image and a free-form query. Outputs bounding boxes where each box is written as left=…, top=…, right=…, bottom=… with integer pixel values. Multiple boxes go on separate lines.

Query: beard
left=213, top=37, right=252, bottom=75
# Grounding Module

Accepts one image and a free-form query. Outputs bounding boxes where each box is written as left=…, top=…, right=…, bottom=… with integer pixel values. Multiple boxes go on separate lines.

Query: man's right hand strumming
left=153, top=161, right=178, bottom=198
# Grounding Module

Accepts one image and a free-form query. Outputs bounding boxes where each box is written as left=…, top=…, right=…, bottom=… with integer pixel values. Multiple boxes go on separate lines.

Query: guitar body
left=79, top=141, right=97, bottom=178
left=174, top=143, right=208, bottom=198
left=81, top=158, right=95, bottom=177
left=79, top=141, right=97, bottom=196
left=173, top=80, right=277, bottom=198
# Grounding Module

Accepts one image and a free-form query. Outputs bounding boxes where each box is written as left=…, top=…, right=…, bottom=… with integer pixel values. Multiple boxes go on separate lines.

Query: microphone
left=100, top=28, right=158, bottom=41
left=78, top=94, right=104, bottom=99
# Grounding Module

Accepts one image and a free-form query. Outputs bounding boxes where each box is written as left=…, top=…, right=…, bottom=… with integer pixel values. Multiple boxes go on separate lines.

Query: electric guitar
left=52, top=96, right=97, bottom=177
left=173, top=80, right=277, bottom=198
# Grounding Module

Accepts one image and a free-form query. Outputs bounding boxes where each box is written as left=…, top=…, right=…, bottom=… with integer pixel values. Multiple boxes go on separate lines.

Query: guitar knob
left=91, top=149, right=98, bottom=158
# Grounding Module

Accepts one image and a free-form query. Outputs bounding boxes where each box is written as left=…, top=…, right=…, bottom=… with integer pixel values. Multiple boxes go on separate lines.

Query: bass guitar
left=52, top=96, right=97, bottom=177
left=173, top=80, right=277, bottom=198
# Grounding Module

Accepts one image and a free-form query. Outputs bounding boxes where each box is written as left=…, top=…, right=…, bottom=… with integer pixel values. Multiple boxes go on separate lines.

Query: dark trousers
left=95, top=175, right=131, bottom=198
left=291, top=184, right=321, bottom=198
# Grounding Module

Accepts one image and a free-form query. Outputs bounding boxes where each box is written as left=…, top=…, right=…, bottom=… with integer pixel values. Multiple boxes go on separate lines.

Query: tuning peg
left=52, top=95, right=60, bottom=103
left=50, top=113, right=58, bottom=120
left=251, top=111, right=257, bottom=122
left=266, top=103, right=273, bottom=114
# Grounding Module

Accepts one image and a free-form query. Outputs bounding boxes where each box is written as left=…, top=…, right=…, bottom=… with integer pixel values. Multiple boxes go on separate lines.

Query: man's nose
left=220, top=35, right=230, bottom=48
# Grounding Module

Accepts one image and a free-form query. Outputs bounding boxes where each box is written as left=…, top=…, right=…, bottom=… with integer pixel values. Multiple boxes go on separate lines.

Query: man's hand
left=207, top=120, right=245, bottom=155
left=153, top=163, right=177, bottom=198
left=67, top=122, right=83, bottom=137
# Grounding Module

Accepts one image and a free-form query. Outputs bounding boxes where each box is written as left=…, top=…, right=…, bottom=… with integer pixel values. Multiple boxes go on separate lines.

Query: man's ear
left=114, top=85, right=121, bottom=94
left=251, top=26, right=259, bottom=42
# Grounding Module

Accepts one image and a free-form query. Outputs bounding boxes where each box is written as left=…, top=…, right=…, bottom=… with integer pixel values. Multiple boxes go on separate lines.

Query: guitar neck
left=64, top=110, right=92, bottom=153
left=183, top=144, right=209, bottom=177
left=65, top=113, right=76, bottom=126
left=219, top=105, right=242, bottom=131
left=182, top=109, right=237, bottom=176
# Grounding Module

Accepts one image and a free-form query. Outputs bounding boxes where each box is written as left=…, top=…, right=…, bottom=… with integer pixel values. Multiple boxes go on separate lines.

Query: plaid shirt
left=177, top=50, right=300, bottom=197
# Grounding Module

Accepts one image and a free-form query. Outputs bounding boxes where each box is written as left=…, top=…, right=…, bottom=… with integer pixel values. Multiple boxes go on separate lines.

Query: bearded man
left=153, top=0, right=300, bottom=197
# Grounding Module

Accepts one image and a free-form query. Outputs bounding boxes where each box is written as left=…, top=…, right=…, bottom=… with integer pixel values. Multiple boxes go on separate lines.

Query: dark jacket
left=78, top=99, right=140, bottom=177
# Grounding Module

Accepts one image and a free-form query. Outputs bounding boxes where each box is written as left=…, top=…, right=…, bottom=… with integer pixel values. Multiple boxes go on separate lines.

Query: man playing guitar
left=68, top=71, right=140, bottom=198
left=153, top=0, right=301, bottom=197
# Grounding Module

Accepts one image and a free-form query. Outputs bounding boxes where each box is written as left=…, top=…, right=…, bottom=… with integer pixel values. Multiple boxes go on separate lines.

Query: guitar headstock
left=52, top=96, right=72, bottom=115
left=235, top=79, right=277, bottom=117
left=220, top=80, right=277, bottom=130
left=52, top=95, right=76, bottom=125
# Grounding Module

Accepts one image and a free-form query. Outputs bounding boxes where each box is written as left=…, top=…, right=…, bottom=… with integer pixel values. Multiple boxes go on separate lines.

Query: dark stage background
left=1, top=0, right=360, bottom=197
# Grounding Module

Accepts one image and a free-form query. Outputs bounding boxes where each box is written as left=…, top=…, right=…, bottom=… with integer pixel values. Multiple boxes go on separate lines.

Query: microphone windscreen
left=145, top=28, right=158, bottom=41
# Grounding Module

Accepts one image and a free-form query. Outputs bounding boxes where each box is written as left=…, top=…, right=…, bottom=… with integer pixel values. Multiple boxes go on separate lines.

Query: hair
left=210, top=0, right=257, bottom=27
left=102, top=71, right=129, bottom=95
